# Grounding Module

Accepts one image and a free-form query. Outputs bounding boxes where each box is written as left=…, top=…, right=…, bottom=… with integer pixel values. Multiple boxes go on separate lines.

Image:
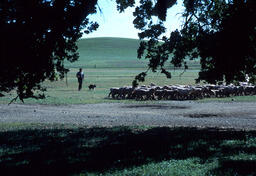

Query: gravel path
left=1, top=101, right=256, bottom=130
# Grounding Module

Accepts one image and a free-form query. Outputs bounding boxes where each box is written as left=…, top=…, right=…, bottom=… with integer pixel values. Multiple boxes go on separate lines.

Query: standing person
left=76, top=68, right=84, bottom=91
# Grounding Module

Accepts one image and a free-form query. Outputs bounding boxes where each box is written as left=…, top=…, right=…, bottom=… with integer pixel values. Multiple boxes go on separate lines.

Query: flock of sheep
left=108, top=83, right=256, bottom=101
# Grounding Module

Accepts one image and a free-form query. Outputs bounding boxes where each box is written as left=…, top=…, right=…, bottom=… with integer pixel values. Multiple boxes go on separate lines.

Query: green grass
left=1, top=125, right=256, bottom=175
left=0, top=37, right=202, bottom=104
left=86, top=158, right=217, bottom=176
left=0, top=68, right=201, bottom=104
left=2, top=67, right=255, bottom=104
left=65, top=37, right=146, bottom=69
left=90, top=158, right=217, bottom=176
left=1, top=37, right=256, bottom=176
left=2, top=37, right=255, bottom=104
left=65, top=37, right=200, bottom=69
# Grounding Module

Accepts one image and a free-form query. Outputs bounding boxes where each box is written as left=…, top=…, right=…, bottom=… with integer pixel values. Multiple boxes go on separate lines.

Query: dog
left=88, top=84, right=96, bottom=90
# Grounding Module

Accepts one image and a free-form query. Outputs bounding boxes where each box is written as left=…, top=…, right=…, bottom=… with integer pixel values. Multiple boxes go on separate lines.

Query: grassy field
left=1, top=124, right=256, bottom=175
left=0, top=37, right=204, bottom=104
left=1, top=68, right=255, bottom=104
left=65, top=37, right=200, bottom=69
left=0, top=68, right=202, bottom=104
left=2, top=37, right=254, bottom=104
left=65, top=37, right=145, bottom=68
left=1, top=37, right=256, bottom=175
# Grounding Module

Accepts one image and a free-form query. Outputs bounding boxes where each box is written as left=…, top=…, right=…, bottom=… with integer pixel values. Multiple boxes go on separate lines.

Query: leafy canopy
left=1, top=0, right=256, bottom=101
left=0, top=0, right=98, bottom=101
left=121, top=0, right=256, bottom=86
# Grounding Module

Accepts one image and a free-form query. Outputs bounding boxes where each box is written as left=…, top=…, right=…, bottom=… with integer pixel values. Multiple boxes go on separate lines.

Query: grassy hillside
left=0, top=37, right=206, bottom=104
left=65, top=37, right=200, bottom=69
left=65, top=37, right=147, bottom=68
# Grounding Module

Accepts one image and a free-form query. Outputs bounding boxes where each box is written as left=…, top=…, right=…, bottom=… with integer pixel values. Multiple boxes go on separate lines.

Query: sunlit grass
left=2, top=67, right=256, bottom=104
left=1, top=37, right=256, bottom=104
left=0, top=68, right=200, bottom=104
left=83, top=158, right=218, bottom=176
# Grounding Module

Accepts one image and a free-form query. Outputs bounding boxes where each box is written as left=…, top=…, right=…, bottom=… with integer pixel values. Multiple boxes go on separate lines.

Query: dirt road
left=1, top=101, right=256, bottom=130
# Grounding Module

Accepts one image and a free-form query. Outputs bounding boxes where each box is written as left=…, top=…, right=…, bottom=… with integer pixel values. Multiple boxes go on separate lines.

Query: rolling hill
left=65, top=37, right=147, bottom=68
left=65, top=37, right=200, bottom=69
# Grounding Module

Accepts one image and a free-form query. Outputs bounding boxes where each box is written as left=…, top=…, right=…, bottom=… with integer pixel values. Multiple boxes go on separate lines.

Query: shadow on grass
left=214, top=159, right=256, bottom=176
left=0, top=126, right=256, bottom=175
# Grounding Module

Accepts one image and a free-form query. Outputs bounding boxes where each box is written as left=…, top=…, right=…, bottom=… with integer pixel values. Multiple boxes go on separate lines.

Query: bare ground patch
left=121, top=104, right=189, bottom=110
left=184, top=113, right=219, bottom=118
left=1, top=101, right=256, bottom=130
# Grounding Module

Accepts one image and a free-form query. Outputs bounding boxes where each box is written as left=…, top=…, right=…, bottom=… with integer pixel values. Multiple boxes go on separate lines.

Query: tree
left=1, top=0, right=256, bottom=101
left=0, top=0, right=99, bottom=101
left=124, top=0, right=256, bottom=86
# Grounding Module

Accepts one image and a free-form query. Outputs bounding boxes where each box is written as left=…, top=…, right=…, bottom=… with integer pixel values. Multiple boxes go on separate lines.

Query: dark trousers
left=78, top=79, right=83, bottom=91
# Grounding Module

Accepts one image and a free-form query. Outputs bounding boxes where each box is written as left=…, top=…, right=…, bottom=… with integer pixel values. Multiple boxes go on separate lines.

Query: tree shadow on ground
left=0, top=126, right=256, bottom=175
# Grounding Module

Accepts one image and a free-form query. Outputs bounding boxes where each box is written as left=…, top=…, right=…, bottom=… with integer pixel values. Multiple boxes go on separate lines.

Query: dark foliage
left=186, top=0, right=256, bottom=84
left=128, top=0, right=256, bottom=85
left=1, top=0, right=256, bottom=100
left=0, top=0, right=99, bottom=101
left=116, top=0, right=135, bottom=12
